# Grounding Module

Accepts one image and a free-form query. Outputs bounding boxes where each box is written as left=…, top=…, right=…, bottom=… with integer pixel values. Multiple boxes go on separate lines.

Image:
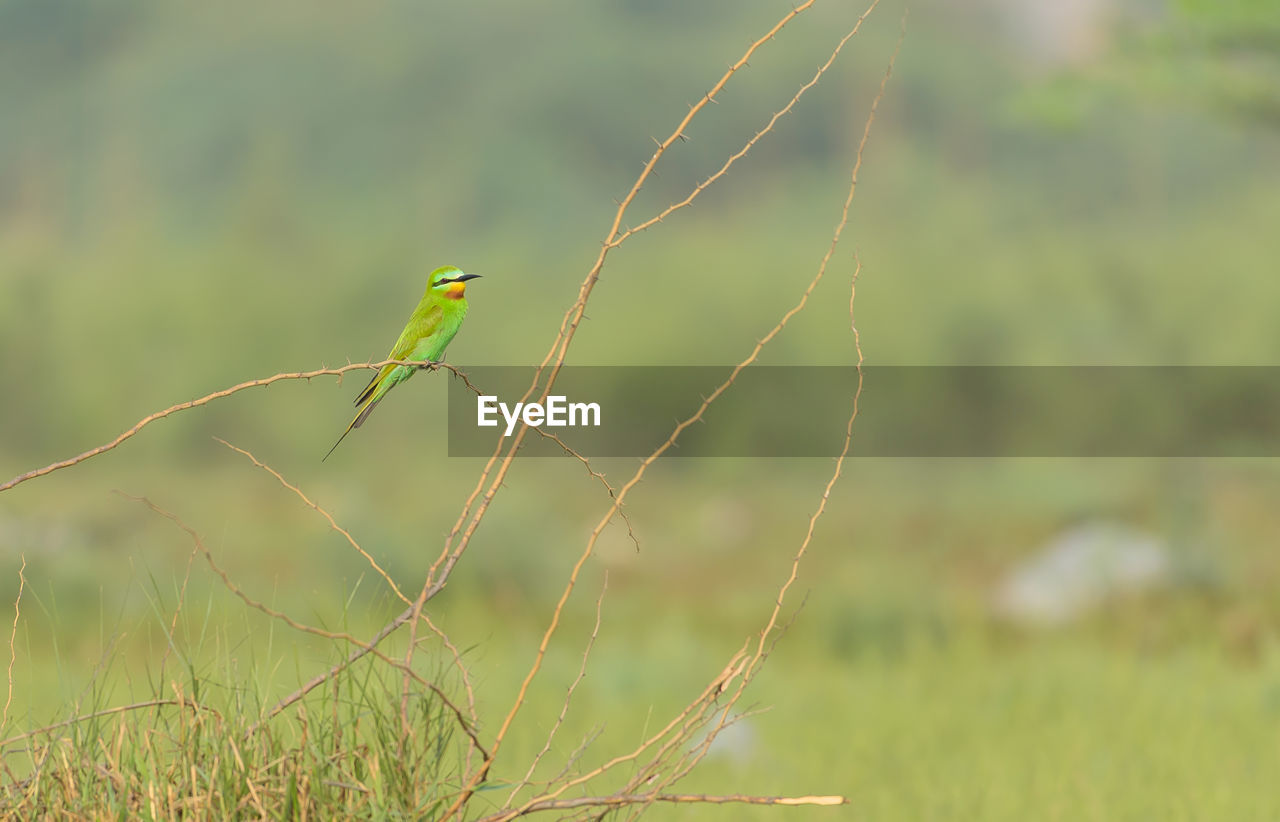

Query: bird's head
left=429, top=266, right=482, bottom=300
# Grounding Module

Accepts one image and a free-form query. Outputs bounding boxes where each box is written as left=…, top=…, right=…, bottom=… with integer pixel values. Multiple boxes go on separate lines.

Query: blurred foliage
left=1165, top=0, right=1280, bottom=125
left=1016, top=0, right=1280, bottom=128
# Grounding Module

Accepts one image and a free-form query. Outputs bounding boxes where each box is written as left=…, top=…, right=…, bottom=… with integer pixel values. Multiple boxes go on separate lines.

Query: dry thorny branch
left=0, top=1, right=901, bottom=816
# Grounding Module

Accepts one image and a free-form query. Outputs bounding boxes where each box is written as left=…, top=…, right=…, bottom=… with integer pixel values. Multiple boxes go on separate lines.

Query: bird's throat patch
left=445, top=282, right=468, bottom=299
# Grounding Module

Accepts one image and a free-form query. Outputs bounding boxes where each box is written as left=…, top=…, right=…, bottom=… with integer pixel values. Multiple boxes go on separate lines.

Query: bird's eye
left=436, top=277, right=454, bottom=286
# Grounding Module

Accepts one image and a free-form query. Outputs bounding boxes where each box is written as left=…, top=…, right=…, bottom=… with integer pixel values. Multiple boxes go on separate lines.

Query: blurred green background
left=3, top=0, right=1280, bottom=817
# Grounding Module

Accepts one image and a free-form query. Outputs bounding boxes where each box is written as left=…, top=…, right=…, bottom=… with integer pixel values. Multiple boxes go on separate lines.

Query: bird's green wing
left=353, top=303, right=444, bottom=407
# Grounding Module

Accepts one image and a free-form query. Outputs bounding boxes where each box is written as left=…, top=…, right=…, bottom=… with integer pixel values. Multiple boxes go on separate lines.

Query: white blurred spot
left=993, top=522, right=1172, bottom=626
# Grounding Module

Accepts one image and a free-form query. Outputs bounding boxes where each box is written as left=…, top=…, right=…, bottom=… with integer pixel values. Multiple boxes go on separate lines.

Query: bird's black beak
left=454, top=273, right=482, bottom=283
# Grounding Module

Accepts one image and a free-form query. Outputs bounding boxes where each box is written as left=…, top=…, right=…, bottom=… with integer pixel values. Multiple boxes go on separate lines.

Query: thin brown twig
left=540, top=0, right=825, bottom=376
left=608, top=656, right=749, bottom=806
left=746, top=10, right=901, bottom=677
left=612, top=0, right=883, bottom=247
left=3, top=555, right=26, bottom=733
left=645, top=707, right=768, bottom=805
left=489, top=646, right=750, bottom=822
left=0, top=699, right=221, bottom=749
left=622, top=701, right=764, bottom=801
left=533, top=431, right=640, bottom=552
left=0, top=359, right=472, bottom=495
left=418, top=614, right=478, bottom=727
left=674, top=10, right=905, bottom=792
left=502, top=573, right=608, bottom=811
left=443, top=367, right=635, bottom=546
left=539, top=724, right=605, bottom=791
left=406, top=670, right=491, bottom=763
left=478, top=791, right=846, bottom=819
left=213, top=437, right=411, bottom=607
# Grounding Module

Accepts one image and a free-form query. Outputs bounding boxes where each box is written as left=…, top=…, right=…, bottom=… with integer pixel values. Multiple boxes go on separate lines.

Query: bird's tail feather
left=353, top=396, right=382, bottom=429
left=323, top=396, right=383, bottom=461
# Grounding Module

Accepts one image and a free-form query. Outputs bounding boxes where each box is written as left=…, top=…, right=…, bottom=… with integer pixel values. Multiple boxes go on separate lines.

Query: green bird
left=324, top=265, right=481, bottom=460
